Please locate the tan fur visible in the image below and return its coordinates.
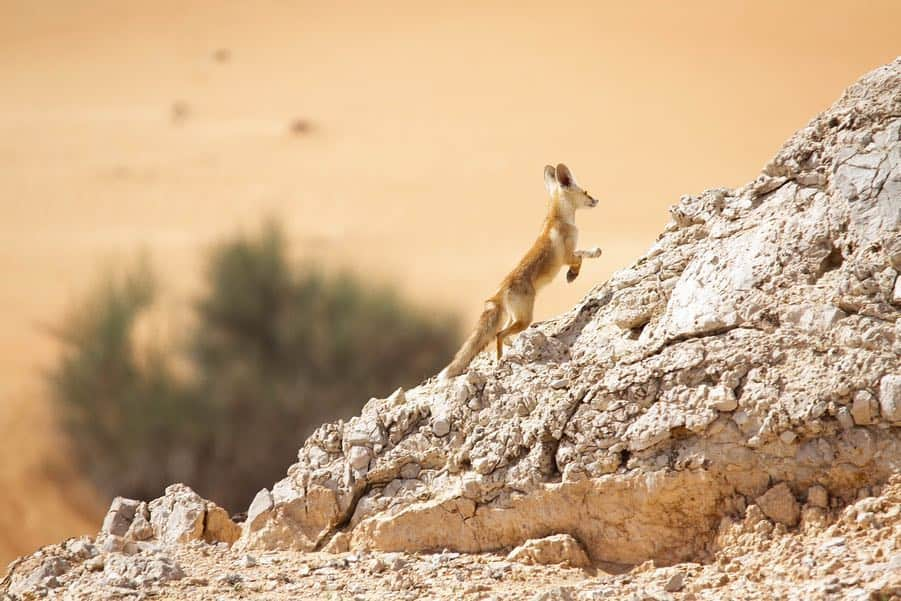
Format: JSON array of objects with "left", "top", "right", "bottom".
[{"left": 441, "top": 163, "right": 602, "bottom": 379}]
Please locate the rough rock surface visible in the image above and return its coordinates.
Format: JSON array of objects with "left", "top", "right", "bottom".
[
  {"left": 3, "top": 58, "right": 900, "bottom": 601},
  {"left": 239, "top": 58, "right": 900, "bottom": 565}
]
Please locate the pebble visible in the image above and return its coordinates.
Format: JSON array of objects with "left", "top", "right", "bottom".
[
  {"left": 399, "top": 462, "right": 421, "bottom": 479},
  {"left": 239, "top": 554, "right": 258, "bottom": 568},
  {"left": 432, "top": 416, "right": 451, "bottom": 437},
  {"left": 779, "top": 430, "right": 797, "bottom": 444},
  {"left": 664, "top": 572, "right": 685, "bottom": 592},
  {"left": 216, "top": 573, "right": 243, "bottom": 586}
]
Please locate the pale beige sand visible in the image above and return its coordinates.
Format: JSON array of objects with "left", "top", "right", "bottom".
[{"left": 0, "top": 0, "right": 897, "bottom": 565}]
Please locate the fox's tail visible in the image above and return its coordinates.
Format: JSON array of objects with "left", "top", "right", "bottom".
[{"left": 440, "top": 299, "right": 504, "bottom": 379}]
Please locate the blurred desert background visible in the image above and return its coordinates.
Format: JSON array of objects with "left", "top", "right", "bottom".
[{"left": 1, "top": 0, "right": 898, "bottom": 566}]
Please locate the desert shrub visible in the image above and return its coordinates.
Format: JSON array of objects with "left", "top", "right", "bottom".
[
  {"left": 46, "top": 260, "right": 197, "bottom": 500},
  {"left": 48, "top": 223, "right": 459, "bottom": 511}
]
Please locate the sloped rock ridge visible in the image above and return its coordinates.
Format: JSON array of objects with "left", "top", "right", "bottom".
[
  {"left": 239, "top": 58, "right": 900, "bottom": 564},
  {"left": 3, "top": 58, "right": 900, "bottom": 601}
]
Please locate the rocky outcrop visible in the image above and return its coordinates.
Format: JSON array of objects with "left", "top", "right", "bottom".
[
  {"left": 3, "top": 57, "right": 899, "bottom": 601},
  {"left": 3, "top": 485, "right": 238, "bottom": 598},
  {"left": 238, "top": 58, "right": 900, "bottom": 565},
  {"left": 97, "top": 484, "right": 239, "bottom": 553}
]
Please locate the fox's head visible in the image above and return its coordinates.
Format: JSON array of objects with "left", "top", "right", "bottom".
[{"left": 544, "top": 163, "right": 599, "bottom": 209}]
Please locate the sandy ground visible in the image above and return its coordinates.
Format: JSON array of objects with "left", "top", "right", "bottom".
[{"left": 1, "top": 0, "right": 899, "bottom": 566}]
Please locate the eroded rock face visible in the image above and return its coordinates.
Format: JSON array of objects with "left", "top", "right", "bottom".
[
  {"left": 238, "top": 58, "right": 901, "bottom": 565},
  {"left": 99, "top": 483, "right": 239, "bottom": 547}
]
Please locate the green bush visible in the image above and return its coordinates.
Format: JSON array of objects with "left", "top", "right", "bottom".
[{"left": 48, "top": 223, "right": 459, "bottom": 511}]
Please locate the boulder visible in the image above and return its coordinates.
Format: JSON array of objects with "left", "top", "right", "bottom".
[
  {"left": 506, "top": 534, "right": 591, "bottom": 568},
  {"left": 756, "top": 483, "right": 801, "bottom": 527},
  {"left": 149, "top": 484, "right": 206, "bottom": 544},
  {"left": 100, "top": 497, "right": 141, "bottom": 537},
  {"left": 97, "top": 484, "right": 239, "bottom": 547}
]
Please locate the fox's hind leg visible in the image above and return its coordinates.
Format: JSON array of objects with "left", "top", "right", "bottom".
[
  {"left": 495, "top": 289, "right": 534, "bottom": 359},
  {"left": 500, "top": 315, "right": 516, "bottom": 346}
]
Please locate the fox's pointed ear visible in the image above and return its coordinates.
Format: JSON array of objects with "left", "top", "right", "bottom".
[
  {"left": 555, "top": 163, "right": 574, "bottom": 188},
  {"left": 544, "top": 165, "right": 558, "bottom": 195}
]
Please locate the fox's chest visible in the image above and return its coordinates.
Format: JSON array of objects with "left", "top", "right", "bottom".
[
  {"left": 548, "top": 225, "right": 577, "bottom": 258},
  {"left": 533, "top": 225, "right": 575, "bottom": 288}
]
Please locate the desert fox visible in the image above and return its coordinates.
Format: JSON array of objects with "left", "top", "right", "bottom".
[{"left": 440, "top": 163, "right": 602, "bottom": 379}]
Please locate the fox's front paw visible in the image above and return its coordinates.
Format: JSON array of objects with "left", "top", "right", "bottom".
[
  {"left": 580, "top": 246, "right": 603, "bottom": 259},
  {"left": 566, "top": 268, "right": 579, "bottom": 283}
]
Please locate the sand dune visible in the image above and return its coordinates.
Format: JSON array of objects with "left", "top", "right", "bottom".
[{"left": 1, "top": 0, "right": 898, "bottom": 565}]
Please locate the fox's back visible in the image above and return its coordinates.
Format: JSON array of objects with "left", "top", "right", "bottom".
[{"left": 499, "top": 219, "right": 571, "bottom": 294}]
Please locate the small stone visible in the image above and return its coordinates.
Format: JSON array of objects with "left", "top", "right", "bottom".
[
  {"left": 85, "top": 556, "right": 105, "bottom": 571},
  {"left": 323, "top": 430, "right": 343, "bottom": 453},
  {"left": 531, "top": 586, "right": 575, "bottom": 601},
  {"left": 399, "top": 462, "right": 421, "bottom": 479},
  {"left": 432, "top": 416, "right": 451, "bottom": 437},
  {"left": 239, "top": 554, "right": 257, "bottom": 568},
  {"left": 246, "top": 488, "right": 274, "bottom": 528},
  {"left": 836, "top": 407, "right": 854, "bottom": 430},
  {"left": 755, "top": 483, "right": 801, "bottom": 527},
  {"left": 347, "top": 445, "right": 372, "bottom": 471},
  {"left": 454, "top": 381, "right": 470, "bottom": 403},
  {"left": 856, "top": 511, "right": 875, "bottom": 526},
  {"left": 126, "top": 511, "right": 154, "bottom": 542},
  {"left": 368, "top": 557, "right": 387, "bottom": 573},
  {"left": 488, "top": 560, "right": 513, "bottom": 573},
  {"left": 779, "top": 430, "right": 797, "bottom": 444},
  {"left": 388, "top": 554, "right": 406, "bottom": 571},
  {"left": 387, "top": 387, "right": 406, "bottom": 406},
  {"left": 472, "top": 454, "right": 498, "bottom": 475},
  {"left": 851, "top": 390, "right": 876, "bottom": 425},
  {"left": 307, "top": 445, "right": 329, "bottom": 468},
  {"left": 807, "top": 485, "right": 829, "bottom": 509},
  {"left": 878, "top": 375, "right": 901, "bottom": 422},
  {"left": 664, "top": 572, "right": 685, "bottom": 592},
  {"left": 892, "top": 274, "right": 901, "bottom": 305},
  {"left": 101, "top": 497, "right": 141, "bottom": 537}
]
